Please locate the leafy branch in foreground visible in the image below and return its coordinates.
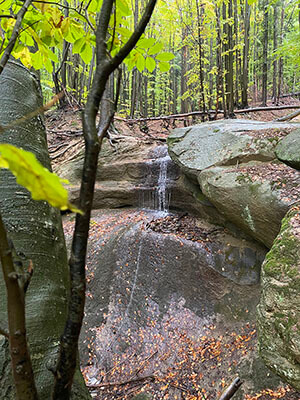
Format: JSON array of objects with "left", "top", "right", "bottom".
[
  {"left": 52, "top": 0, "right": 157, "bottom": 398},
  {"left": 0, "top": 144, "right": 81, "bottom": 214}
]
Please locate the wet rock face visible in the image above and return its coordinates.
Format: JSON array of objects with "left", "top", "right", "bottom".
[
  {"left": 56, "top": 140, "right": 181, "bottom": 210},
  {"left": 168, "top": 119, "right": 300, "bottom": 248},
  {"left": 74, "top": 209, "right": 284, "bottom": 400},
  {"left": 275, "top": 129, "right": 300, "bottom": 170},
  {"left": 257, "top": 205, "right": 300, "bottom": 390}
]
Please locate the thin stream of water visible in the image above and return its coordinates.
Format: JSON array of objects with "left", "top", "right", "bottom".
[{"left": 139, "top": 145, "right": 172, "bottom": 213}]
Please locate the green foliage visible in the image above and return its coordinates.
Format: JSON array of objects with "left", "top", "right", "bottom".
[
  {"left": 0, "top": 144, "right": 82, "bottom": 214},
  {"left": 0, "top": 0, "right": 172, "bottom": 74}
]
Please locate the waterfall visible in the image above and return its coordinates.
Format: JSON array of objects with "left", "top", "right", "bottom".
[{"left": 139, "top": 145, "right": 172, "bottom": 213}]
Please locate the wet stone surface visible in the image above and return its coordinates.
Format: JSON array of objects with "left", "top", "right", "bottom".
[{"left": 63, "top": 209, "right": 294, "bottom": 399}]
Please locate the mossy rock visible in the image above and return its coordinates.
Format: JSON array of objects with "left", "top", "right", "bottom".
[{"left": 257, "top": 204, "right": 300, "bottom": 390}]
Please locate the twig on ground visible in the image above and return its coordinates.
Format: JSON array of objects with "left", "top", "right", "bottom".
[
  {"left": 218, "top": 377, "right": 243, "bottom": 400},
  {"left": 274, "top": 109, "right": 300, "bottom": 122},
  {"left": 87, "top": 375, "right": 156, "bottom": 389}
]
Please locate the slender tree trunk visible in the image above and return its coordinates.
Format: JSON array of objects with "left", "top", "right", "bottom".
[
  {"left": 261, "top": 0, "right": 269, "bottom": 106},
  {"left": 180, "top": 26, "right": 188, "bottom": 114},
  {"left": 272, "top": 3, "right": 278, "bottom": 102},
  {"left": 223, "top": 0, "right": 234, "bottom": 117},
  {"left": 277, "top": 3, "right": 285, "bottom": 104},
  {"left": 209, "top": 36, "right": 214, "bottom": 110},
  {"left": 215, "top": 4, "right": 226, "bottom": 115},
  {"left": 234, "top": 0, "right": 240, "bottom": 107},
  {"left": 130, "top": 0, "right": 139, "bottom": 117},
  {"left": 241, "top": 0, "right": 250, "bottom": 108},
  {"left": 252, "top": 3, "right": 258, "bottom": 103},
  {"left": 195, "top": 0, "right": 206, "bottom": 117}
]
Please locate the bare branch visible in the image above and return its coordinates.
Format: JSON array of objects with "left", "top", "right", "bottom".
[
  {"left": 109, "top": 0, "right": 157, "bottom": 71},
  {"left": 53, "top": 1, "right": 157, "bottom": 399},
  {"left": 0, "top": 92, "right": 63, "bottom": 134},
  {"left": 0, "top": 0, "right": 33, "bottom": 75},
  {"left": 0, "top": 213, "right": 38, "bottom": 398},
  {"left": 218, "top": 377, "right": 243, "bottom": 400}
]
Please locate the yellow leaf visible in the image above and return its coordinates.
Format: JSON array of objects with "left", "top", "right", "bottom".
[{"left": 0, "top": 144, "right": 82, "bottom": 214}]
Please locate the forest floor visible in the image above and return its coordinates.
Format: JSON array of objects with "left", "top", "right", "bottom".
[{"left": 52, "top": 99, "right": 300, "bottom": 400}]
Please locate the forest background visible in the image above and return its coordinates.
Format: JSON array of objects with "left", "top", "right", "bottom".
[{"left": 2, "top": 0, "right": 300, "bottom": 119}]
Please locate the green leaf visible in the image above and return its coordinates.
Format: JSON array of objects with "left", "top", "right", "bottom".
[
  {"left": 31, "top": 51, "right": 44, "bottom": 70},
  {"left": 155, "top": 52, "right": 175, "bottom": 62},
  {"left": 158, "top": 61, "right": 170, "bottom": 72},
  {"left": 80, "top": 42, "right": 93, "bottom": 64},
  {"left": 148, "top": 42, "right": 163, "bottom": 56},
  {"left": 73, "top": 37, "right": 85, "bottom": 53},
  {"left": 47, "top": 48, "right": 58, "bottom": 63},
  {"left": 0, "top": 144, "right": 82, "bottom": 214},
  {"left": 137, "top": 37, "right": 156, "bottom": 50},
  {"left": 145, "top": 56, "right": 156, "bottom": 72},
  {"left": 87, "top": 0, "right": 98, "bottom": 12},
  {"left": 116, "top": 0, "right": 130, "bottom": 16},
  {"left": 136, "top": 54, "right": 145, "bottom": 72}
]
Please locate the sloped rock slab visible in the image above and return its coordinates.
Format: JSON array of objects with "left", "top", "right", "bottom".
[
  {"left": 257, "top": 204, "right": 300, "bottom": 390},
  {"left": 72, "top": 209, "right": 283, "bottom": 400}
]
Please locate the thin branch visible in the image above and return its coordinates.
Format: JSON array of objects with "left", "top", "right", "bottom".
[
  {"left": 52, "top": 2, "right": 157, "bottom": 398},
  {"left": 109, "top": 0, "right": 157, "bottom": 71},
  {"left": 108, "top": 4, "right": 117, "bottom": 53},
  {"left": 0, "top": 213, "right": 38, "bottom": 399},
  {"left": 0, "top": 0, "right": 33, "bottom": 75},
  {"left": 52, "top": 1, "right": 114, "bottom": 398},
  {"left": 218, "top": 377, "right": 243, "bottom": 400},
  {"left": 84, "top": 0, "right": 96, "bottom": 31},
  {"left": 274, "top": 109, "right": 300, "bottom": 122},
  {"left": 0, "top": 92, "right": 63, "bottom": 134},
  {"left": 88, "top": 375, "right": 155, "bottom": 389},
  {"left": 19, "top": 0, "right": 93, "bottom": 27}
]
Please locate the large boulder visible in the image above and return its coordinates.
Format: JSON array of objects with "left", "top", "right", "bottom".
[
  {"left": 167, "top": 119, "right": 300, "bottom": 247},
  {"left": 167, "top": 119, "right": 297, "bottom": 182},
  {"left": 199, "top": 162, "right": 300, "bottom": 248},
  {"left": 275, "top": 129, "right": 300, "bottom": 170},
  {"left": 257, "top": 204, "right": 300, "bottom": 390}
]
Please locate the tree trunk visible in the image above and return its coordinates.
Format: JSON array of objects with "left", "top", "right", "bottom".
[
  {"left": 277, "top": 3, "right": 285, "bottom": 104},
  {"left": 252, "top": 3, "right": 258, "bottom": 103},
  {"left": 241, "top": 0, "right": 250, "bottom": 108},
  {"left": 233, "top": 0, "right": 240, "bottom": 107},
  {"left": 180, "top": 25, "right": 188, "bottom": 114},
  {"left": 261, "top": 0, "right": 269, "bottom": 106},
  {"left": 0, "top": 60, "right": 91, "bottom": 400},
  {"left": 272, "top": 3, "right": 278, "bottom": 102},
  {"left": 195, "top": 0, "right": 206, "bottom": 117},
  {"left": 215, "top": 4, "right": 225, "bottom": 115},
  {"left": 223, "top": 1, "right": 234, "bottom": 117}
]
